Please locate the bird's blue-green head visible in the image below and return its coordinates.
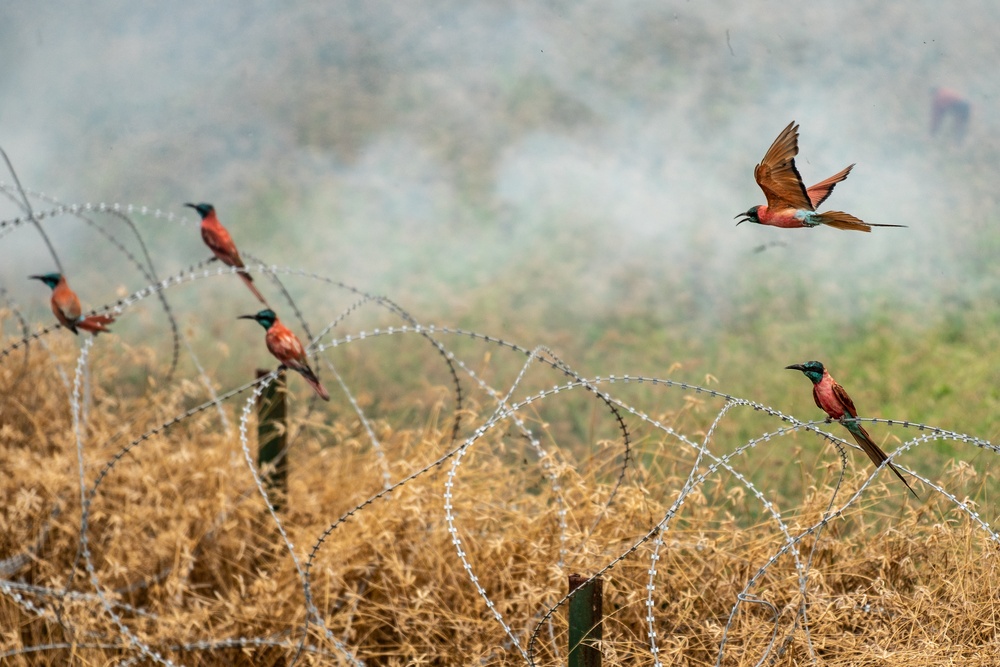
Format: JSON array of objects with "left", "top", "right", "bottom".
[
  {"left": 735, "top": 206, "right": 761, "bottom": 226},
  {"left": 29, "top": 272, "right": 62, "bottom": 290},
  {"left": 785, "top": 360, "right": 826, "bottom": 384},
  {"left": 239, "top": 308, "right": 277, "bottom": 330},
  {"left": 184, "top": 202, "right": 215, "bottom": 219}
]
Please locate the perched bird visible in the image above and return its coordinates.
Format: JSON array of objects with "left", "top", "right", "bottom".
[
  {"left": 786, "top": 360, "right": 918, "bottom": 498},
  {"left": 239, "top": 309, "right": 330, "bottom": 401},
  {"left": 30, "top": 273, "right": 116, "bottom": 335},
  {"left": 185, "top": 202, "right": 266, "bottom": 303},
  {"left": 930, "top": 86, "right": 970, "bottom": 142},
  {"left": 736, "top": 121, "right": 905, "bottom": 233}
]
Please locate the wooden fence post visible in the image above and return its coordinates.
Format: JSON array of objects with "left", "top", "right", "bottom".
[
  {"left": 568, "top": 573, "right": 603, "bottom": 667},
  {"left": 256, "top": 369, "right": 288, "bottom": 509}
]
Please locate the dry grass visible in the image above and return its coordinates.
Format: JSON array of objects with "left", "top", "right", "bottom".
[{"left": 2, "top": 338, "right": 1000, "bottom": 666}]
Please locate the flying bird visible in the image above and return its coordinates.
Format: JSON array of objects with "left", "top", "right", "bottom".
[
  {"left": 30, "top": 273, "right": 116, "bottom": 335},
  {"left": 786, "top": 360, "right": 918, "bottom": 498},
  {"left": 185, "top": 202, "right": 267, "bottom": 303},
  {"left": 239, "top": 309, "right": 330, "bottom": 401},
  {"left": 736, "top": 122, "right": 905, "bottom": 232}
]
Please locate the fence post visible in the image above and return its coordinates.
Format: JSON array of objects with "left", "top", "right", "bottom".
[
  {"left": 256, "top": 369, "right": 288, "bottom": 510},
  {"left": 568, "top": 573, "right": 603, "bottom": 667}
]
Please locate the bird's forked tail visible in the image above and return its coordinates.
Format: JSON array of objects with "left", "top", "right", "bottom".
[
  {"left": 843, "top": 420, "right": 919, "bottom": 499},
  {"left": 289, "top": 364, "right": 330, "bottom": 401},
  {"left": 75, "top": 313, "right": 116, "bottom": 335},
  {"left": 816, "top": 211, "right": 907, "bottom": 232},
  {"left": 238, "top": 270, "right": 268, "bottom": 305}
]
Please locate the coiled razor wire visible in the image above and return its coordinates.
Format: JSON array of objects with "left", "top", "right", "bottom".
[{"left": 1, "top": 202, "right": 999, "bottom": 664}]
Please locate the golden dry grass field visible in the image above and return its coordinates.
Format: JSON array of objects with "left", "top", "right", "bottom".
[{"left": 2, "top": 315, "right": 999, "bottom": 666}]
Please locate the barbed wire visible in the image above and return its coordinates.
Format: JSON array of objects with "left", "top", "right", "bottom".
[{"left": 2, "top": 194, "right": 998, "bottom": 665}]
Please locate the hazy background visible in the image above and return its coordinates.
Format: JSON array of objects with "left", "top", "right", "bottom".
[{"left": 2, "top": 1, "right": 999, "bottom": 424}]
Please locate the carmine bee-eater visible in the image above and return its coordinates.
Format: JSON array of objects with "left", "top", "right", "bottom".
[
  {"left": 736, "top": 121, "right": 906, "bottom": 233},
  {"left": 30, "top": 273, "right": 116, "bottom": 335},
  {"left": 185, "top": 202, "right": 266, "bottom": 304},
  {"left": 786, "top": 361, "right": 918, "bottom": 499},
  {"left": 239, "top": 309, "right": 330, "bottom": 401}
]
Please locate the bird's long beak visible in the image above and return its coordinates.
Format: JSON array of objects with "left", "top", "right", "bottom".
[
  {"left": 785, "top": 364, "right": 807, "bottom": 372},
  {"left": 183, "top": 202, "right": 197, "bottom": 209},
  {"left": 237, "top": 314, "right": 258, "bottom": 321},
  {"left": 28, "top": 274, "right": 44, "bottom": 281},
  {"left": 735, "top": 212, "right": 748, "bottom": 226}
]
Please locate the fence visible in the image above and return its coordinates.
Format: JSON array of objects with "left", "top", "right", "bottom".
[{"left": 2, "top": 183, "right": 1000, "bottom": 666}]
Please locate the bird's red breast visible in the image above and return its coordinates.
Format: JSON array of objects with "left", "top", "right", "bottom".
[
  {"left": 756, "top": 207, "right": 808, "bottom": 228},
  {"left": 811, "top": 371, "right": 858, "bottom": 420},
  {"left": 51, "top": 276, "right": 82, "bottom": 324}
]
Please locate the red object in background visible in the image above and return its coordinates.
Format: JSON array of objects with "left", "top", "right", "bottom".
[{"left": 930, "top": 87, "right": 970, "bottom": 141}]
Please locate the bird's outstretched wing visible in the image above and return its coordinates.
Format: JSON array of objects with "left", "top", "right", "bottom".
[
  {"left": 807, "top": 164, "right": 854, "bottom": 208},
  {"left": 754, "top": 121, "right": 813, "bottom": 211}
]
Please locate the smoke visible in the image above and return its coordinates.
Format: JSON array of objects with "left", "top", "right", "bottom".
[{"left": 1, "top": 0, "right": 999, "bottom": 334}]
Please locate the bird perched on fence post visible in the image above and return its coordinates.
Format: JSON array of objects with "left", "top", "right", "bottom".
[
  {"left": 736, "top": 121, "right": 906, "bottom": 233},
  {"left": 785, "top": 360, "right": 918, "bottom": 498},
  {"left": 185, "top": 202, "right": 267, "bottom": 303},
  {"left": 239, "top": 309, "right": 330, "bottom": 401},
  {"left": 29, "top": 273, "right": 116, "bottom": 335}
]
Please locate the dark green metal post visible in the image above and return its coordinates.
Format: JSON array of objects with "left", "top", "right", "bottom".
[
  {"left": 568, "top": 573, "right": 602, "bottom": 667},
  {"left": 256, "top": 369, "right": 287, "bottom": 509}
]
